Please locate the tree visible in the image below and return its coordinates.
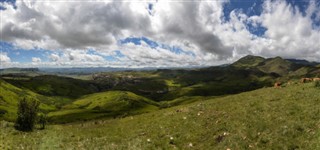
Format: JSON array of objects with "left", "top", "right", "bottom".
[
  {"left": 38, "top": 113, "right": 47, "bottom": 130},
  {"left": 14, "top": 98, "right": 40, "bottom": 132}
]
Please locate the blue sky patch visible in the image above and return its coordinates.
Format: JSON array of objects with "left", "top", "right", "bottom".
[
  {"left": 147, "top": 3, "right": 153, "bottom": 15},
  {"left": 0, "top": 0, "right": 17, "bottom": 10},
  {"left": 223, "top": 0, "right": 264, "bottom": 22},
  {"left": 223, "top": 0, "right": 265, "bottom": 36},
  {"left": 0, "top": 41, "right": 50, "bottom": 62},
  {"left": 102, "top": 51, "right": 125, "bottom": 62}
]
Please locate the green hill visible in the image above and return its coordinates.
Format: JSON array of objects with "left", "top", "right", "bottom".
[
  {"left": 1, "top": 82, "right": 320, "bottom": 149},
  {"left": 308, "top": 67, "right": 320, "bottom": 77},
  {"left": 288, "top": 66, "right": 320, "bottom": 78},
  {"left": 257, "top": 57, "right": 299, "bottom": 76},
  {"left": 0, "top": 80, "right": 56, "bottom": 121},
  {"left": 48, "top": 91, "right": 159, "bottom": 123},
  {"left": 231, "top": 56, "right": 317, "bottom": 77},
  {"left": 4, "top": 75, "right": 104, "bottom": 98},
  {"left": 231, "top": 55, "right": 265, "bottom": 68}
]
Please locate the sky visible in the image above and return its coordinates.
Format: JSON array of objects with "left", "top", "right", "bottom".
[{"left": 0, "top": 0, "right": 320, "bottom": 68}]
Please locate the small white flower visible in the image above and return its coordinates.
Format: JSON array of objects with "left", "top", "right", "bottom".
[
  {"left": 189, "top": 143, "right": 193, "bottom": 147},
  {"left": 183, "top": 117, "right": 187, "bottom": 120},
  {"left": 223, "top": 132, "right": 228, "bottom": 136},
  {"left": 147, "top": 139, "right": 151, "bottom": 142},
  {"left": 170, "top": 137, "right": 174, "bottom": 140}
]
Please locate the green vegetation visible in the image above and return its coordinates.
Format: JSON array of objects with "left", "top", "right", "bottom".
[
  {"left": 4, "top": 75, "right": 103, "bottom": 98},
  {"left": 1, "top": 55, "right": 320, "bottom": 149},
  {"left": 48, "top": 91, "right": 159, "bottom": 123},
  {"left": 38, "top": 113, "right": 47, "bottom": 130},
  {"left": 315, "top": 81, "right": 320, "bottom": 88},
  {"left": 231, "top": 55, "right": 265, "bottom": 68},
  {"left": 1, "top": 83, "right": 320, "bottom": 149},
  {"left": 0, "top": 80, "right": 55, "bottom": 121},
  {"left": 257, "top": 57, "right": 296, "bottom": 76},
  {"left": 14, "top": 98, "right": 40, "bottom": 132}
]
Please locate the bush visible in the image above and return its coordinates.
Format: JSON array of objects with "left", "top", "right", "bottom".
[
  {"left": 315, "top": 81, "right": 320, "bottom": 88},
  {"left": 0, "top": 109, "right": 7, "bottom": 115},
  {"left": 14, "top": 98, "right": 40, "bottom": 132},
  {"left": 38, "top": 113, "right": 47, "bottom": 130}
]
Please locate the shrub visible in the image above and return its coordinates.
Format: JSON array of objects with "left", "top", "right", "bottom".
[
  {"left": 315, "top": 81, "right": 320, "bottom": 88},
  {"left": 38, "top": 113, "right": 47, "bottom": 130},
  {"left": 0, "top": 109, "right": 7, "bottom": 115},
  {"left": 14, "top": 98, "right": 40, "bottom": 132}
]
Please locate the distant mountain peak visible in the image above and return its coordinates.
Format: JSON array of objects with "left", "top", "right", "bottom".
[
  {"left": 231, "top": 55, "right": 265, "bottom": 68},
  {"left": 274, "top": 56, "right": 283, "bottom": 59},
  {"left": 286, "top": 58, "right": 319, "bottom": 66},
  {"left": 231, "top": 55, "right": 311, "bottom": 76}
]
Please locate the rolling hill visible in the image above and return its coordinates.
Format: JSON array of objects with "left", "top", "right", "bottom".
[
  {"left": 48, "top": 91, "right": 159, "bottom": 123},
  {"left": 232, "top": 55, "right": 320, "bottom": 78},
  {"left": 3, "top": 56, "right": 318, "bottom": 105},
  {"left": 231, "top": 55, "right": 265, "bottom": 68},
  {"left": 257, "top": 57, "right": 300, "bottom": 76},
  {"left": 0, "top": 80, "right": 56, "bottom": 121},
  {"left": 3, "top": 75, "right": 106, "bottom": 98},
  {"left": 1, "top": 55, "right": 320, "bottom": 149},
  {"left": 1, "top": 81, "right": 319, "bottom": 149}
]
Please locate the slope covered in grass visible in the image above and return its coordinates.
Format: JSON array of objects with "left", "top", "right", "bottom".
[
  {"left": 231, "top": 55, "right": 265, "bottom": 68},
  {"left": 0, "top": 80, "right": 56, "bottom": 121},
  {"left": 4, "top": 75, "right": 103, "bottom": 98},
  {"left": 257, "top": 57, "right": 295, "bottom": 76},
  {"left": 48, "top": 91, "right": 159, "bottom": 123},
  {"left": 231, "top": 56, "right": 320, "bottom": 78},
  {"left": 1, "top": 82, "right": 319, "bottom": 149}
]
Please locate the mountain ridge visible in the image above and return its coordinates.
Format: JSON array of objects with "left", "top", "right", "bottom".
[{"left": 232, "top": 55, "right": 320, "bottom": 77}]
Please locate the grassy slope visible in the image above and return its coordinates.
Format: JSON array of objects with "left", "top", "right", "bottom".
[
  {"left": 0, "top": 80, "right": 56, "bottom": 121},
  {"left": 1, "top": 82, "right": 319, "bottom": 149},
  {"left": 257, "top": 57, "right": 297, "bottom": 76},
  {"left": 158, "top": 67, "right": 273, "bottom": 101},
  {"left": 231, "top": 55, "right": 265, "bottom": 68},
  {"left": 4, "top": 75, "right": 101, "bottom": 98},
  {"left": 48, "top": 91, "right": 159, "bottom": 123},
  {"left": 3, "top": 65, "right": 276, "bottom": 103}
]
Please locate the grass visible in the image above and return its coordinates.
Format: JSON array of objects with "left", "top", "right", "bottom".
[
  {"left": 0, "top": 80, "right": 56, "bottom": 121},
  {"left": 3, "top": 67, "right": 276, "bottom": 103},
  {"left": 315, "top": 81, "right": 320, "bottom": 88},
  {"left": 257, "top": 57, "right": 294, "bottom": 76},
  {"left": 1, "top": 82, "right": 320, "bottom": 149},
  {"left": 48, "top": 91, "right": 159, "bottom": 123},
  {"left": 159, "top": 96, "right": 215, "bottom": 108},
  {"left": 231, "top": 55, "right": 265, "bottom": 68},
  {"left": 4, "top": 75, "right": 101, "bottom": 98}
]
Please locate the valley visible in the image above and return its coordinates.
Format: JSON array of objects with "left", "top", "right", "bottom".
[{"left": 0, "top": 55, "right": 320, "bottom": 149}]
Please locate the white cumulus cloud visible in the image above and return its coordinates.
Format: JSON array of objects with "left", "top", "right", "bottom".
[
  {"left": 32, "top": 57, "right": 41, "bottom": 63},
  {"left": 0, "top": 0, "right": 320, "bottom": 68},
  {"left": 0, "top": 53, "right": 11, "bottom": 63}
]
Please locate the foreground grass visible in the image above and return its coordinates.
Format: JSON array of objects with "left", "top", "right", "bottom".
[{"left": 1, "top": 83, "right": 320, "bottom": 149}]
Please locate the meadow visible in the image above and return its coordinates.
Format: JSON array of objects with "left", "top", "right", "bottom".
[
  {"left": 1, "top": 82, "right": 320, "bottom": 149},
  {"left": 1, "top": 56, "right": 319, "bottom": 149}
]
